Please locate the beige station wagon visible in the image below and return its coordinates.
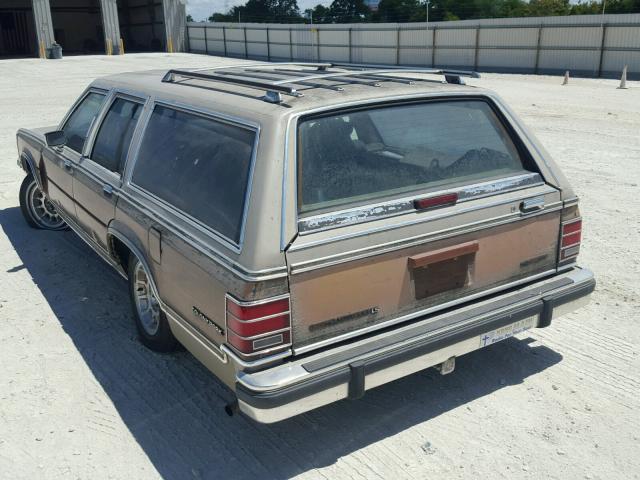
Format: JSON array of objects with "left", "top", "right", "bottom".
[{"left": 16, "top": 62, "right": 595, "bottom": 423}]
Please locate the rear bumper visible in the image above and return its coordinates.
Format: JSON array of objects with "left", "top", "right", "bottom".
[{"left": 235, "top": 266, "right": 595, "bottom": 423}]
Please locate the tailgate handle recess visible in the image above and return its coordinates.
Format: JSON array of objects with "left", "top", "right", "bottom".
[
  {"left": 408, "top": 240, "right": 479, "bottom": 269},
  {"left": 520, "top": 197, "right": 545, "bottom": 215}
]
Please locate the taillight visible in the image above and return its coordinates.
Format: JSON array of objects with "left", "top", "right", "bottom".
[
  {"left": 560, "top": 218, "right": 582, "bottom": 261},
  {"left": 225, "top": 294, "right": 291, "bottom": 356}
]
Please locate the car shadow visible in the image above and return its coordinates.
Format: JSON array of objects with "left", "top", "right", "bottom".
[{"left": 0, "top": 206, "right": 563, "bottom": 480}]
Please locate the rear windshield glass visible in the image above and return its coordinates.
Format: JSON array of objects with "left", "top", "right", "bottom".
[
  {"left": 298, "top": 99, "right": 530, "bottom": 214},
  {"left": 131, "top": 106, "right": 255, "bottom": 244}
]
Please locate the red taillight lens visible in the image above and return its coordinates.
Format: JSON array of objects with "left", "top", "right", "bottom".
[
  {"left": 560, "top": 219, "right": 582, "bottom": 261},
  {"left": 225, "top": 295, "right": 291, "bottom": 356},
  {"left": 414, "top": 192, "right": 458, "bottom": 211},
  {"left": 226, "top": 298, "right": 289, "bottom": 321}
]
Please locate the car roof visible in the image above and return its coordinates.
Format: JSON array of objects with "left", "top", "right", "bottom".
[{"left": 92, "top": 63, "right": 487, "bottom": 125}]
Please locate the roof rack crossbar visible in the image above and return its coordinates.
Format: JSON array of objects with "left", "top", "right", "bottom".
[
  {"left": 161, "top": 64, "right": 480, "bottom": 104},
  {"left": 271, "top": 67, "right": 480, "bottom": 87},
  {"left": 162, "top": 69, "right": 299, "bottom": 102},
  {"left": 215, "top": 70, "right": 344, "bottom": 92},
  {"left": 190, "top": 62, "right": 332, "bottom": 73},
  {"left": 268, "top": 68, "right": 383, "bottom": 87}
]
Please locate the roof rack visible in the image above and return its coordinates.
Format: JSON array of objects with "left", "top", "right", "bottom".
[{"left": 161, "top": 63, "right": 480, "bottom": 104}]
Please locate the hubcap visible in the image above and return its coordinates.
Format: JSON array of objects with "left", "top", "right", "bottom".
[
  {"left": 133, "top": 263, "right": 161, "bottom": 336},
  {"left": 27, "top": 181, "right": 65, "bottom": 229}
]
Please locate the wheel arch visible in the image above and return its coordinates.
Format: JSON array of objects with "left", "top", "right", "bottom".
[
  {"left": 106, "top": 224, "right": 161, "bottom": 300},
  {"left": 20, "top": 151, "right": 44, "bottom": 190}
]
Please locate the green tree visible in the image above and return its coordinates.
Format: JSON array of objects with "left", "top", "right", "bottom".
[
  {"left": 527, "top": 0, "right": 571, "bottom": 16},
  {"left": 329, "top": 0, "right": 371, "bottom": 23},
  {"left": 304, "top": 4, "right": 332, "bottom": 23},
  {"left": 376, "top": 0, "right": 422, "bottom": 22}
]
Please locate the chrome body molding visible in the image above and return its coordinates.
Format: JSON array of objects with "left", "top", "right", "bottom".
[
  {"left": 235, "top": 267, "right": 595, "bottom": 423},
  {"left": 289, "top": 187, "right": 560, "bottom": 255},
  {"left": 57, "top": 209, "right": 128, "bottom": 279},
  {"left": 116, "top": 191, "right": 288, "bottom": 282},
  {"left": 298, "top": 172, "right": 543, "bottom": 233},
  {"left": 293, "top": 268, "right": 556, "bottom": 355},
  {"left": 19, "top": 150, "right": 41, "bottom": 188},
  {"left": 563, "top": 196, "right": 580, "bottom": 208},
  {"left": 164, "top": 305, "right": 228, "bottom": 364},
  {"left": 289, "top": 200, "right": 563, "bottom": 274},
  {"left": 221, "top": 344, "right": 294, "bottom": 371},
  {"left": 108, "top": 226, "right": 230, "bottom": 362}
]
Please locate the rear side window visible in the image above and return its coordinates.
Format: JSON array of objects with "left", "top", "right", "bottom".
[
  {"left": 131, "top": 106, "right": 255, "bottom": 244},
  {"left": 62, "top": 92, "right": 106, "bottom": 153},
  {"left": 298, "top": 99, "right": 529, "bottom": 214},
  {"left": 91, "top": 98, "right": 143, "bottom": 174}
]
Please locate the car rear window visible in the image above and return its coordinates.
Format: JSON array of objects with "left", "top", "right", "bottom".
[
  {"left": 130, "top": 106, "right": 255, "bottom": 245},
  {"left": 298, "top": 99, "right": 530, "bottom": 214}
]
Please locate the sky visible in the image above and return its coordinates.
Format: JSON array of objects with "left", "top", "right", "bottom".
[{"left": 186, "top": 0, "right": 332, "bottom": 20}]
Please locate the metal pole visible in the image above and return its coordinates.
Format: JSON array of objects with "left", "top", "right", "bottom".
[
  {"left": 534, "top": 24, "right": 542, "bottom": 74},
  {"left": 598, "top": 0, "right": 607, "bottom": 77},
  {"left": 348, "top": 27, "right": 352, "bottom": 63},
  {"left": 473, "top": 26, "right": 479, "bottom": 70},
  {"left": 204, "top": 24, "right": 208, "bottom": 55},
  {"left": 289, "top": 27, "right": 293, "bottom": 61},
  {"left": 598, "top": 25, "right": 607, "bottom": 77},
  {"left": 431, "top": 26, "right": 436, "bottom": 67},
  {"left": 266, "top": 27, "right": 270, "bottom": 61},
  {"left": 311, "top": 27, "right": 315, "bottom": 61},
  {"left": 396, "top": 26, "right": 401, "bottom": 65},
  {"left": 222, "top": 26, "right": 227, "bottom": 56},
  {"left": 425, "top": 0, "right": 430, "bottom": 66},
  {"left": 243, "top": 27, "right": 247, "bottom": 58}
]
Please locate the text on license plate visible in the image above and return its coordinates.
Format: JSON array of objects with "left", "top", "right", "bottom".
[{"left": 479, "top": 316, "right": 537, "bottom": 348}]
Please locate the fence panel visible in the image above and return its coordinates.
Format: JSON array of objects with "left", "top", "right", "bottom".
[{"left": 187, "top": 14, "right": 640, "bottom": 78}]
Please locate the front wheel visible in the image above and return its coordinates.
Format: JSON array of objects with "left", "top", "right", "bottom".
[
  {"left": 128, "top": 255, "right": 179, "bottom": 353},
  {"left": 19, "top": 175, "right": 67, "bottom": 230}
]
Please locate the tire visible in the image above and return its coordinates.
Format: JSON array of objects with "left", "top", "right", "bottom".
[
  {"left": 19, "top": 175, "right": 67, "bottom": 231},
  {"left": 128, "top": 255, "right": 179, "bottom": 353}
]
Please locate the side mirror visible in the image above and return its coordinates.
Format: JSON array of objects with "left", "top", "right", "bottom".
[{"left": 45, "top": 130, "right": 67, "bottom": 148}]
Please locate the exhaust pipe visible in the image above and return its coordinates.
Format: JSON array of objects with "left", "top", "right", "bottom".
[{"left": 224, "top": 399, "right": 239, "bottom": 417}]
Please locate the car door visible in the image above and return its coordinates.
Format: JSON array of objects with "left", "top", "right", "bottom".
[
  {"left": 72, "top": 93, "right": 146, "bottom": 252},
  {"left": 43, "top": 89, "right": 107, "bottom": 220}
]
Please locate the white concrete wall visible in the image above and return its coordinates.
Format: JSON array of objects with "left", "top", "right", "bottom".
[{"left": 187, "top": 13, "right": 640, "bottom": 78}]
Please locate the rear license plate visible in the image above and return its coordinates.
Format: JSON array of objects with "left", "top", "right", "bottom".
[{"left": 479, "top": 316, "right": 537, "bottom": 348}]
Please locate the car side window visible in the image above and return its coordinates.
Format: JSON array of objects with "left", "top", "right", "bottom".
[
  {"left": 62, "top": 92, "right": 106, "bottom": 153},
  {"left": 90, "top": 98, "right": 143, "bottom": 174},
  {"left": 131, "top": 105, "right": 255, "bottom": 245}
]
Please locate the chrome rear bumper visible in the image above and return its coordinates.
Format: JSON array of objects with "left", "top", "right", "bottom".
[{"left": 235, "top": 266, "right": 595, "bottom": 423}]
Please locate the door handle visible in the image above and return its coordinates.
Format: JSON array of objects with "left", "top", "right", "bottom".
[
  {"left": 63, "top": 160, "right": 73, "bottom": 172},
  {"left": 103, "top": 184, "right": 114, "bottom": 197},
  {"left": 520, "top": 197, "right": 545, "bottom": 215}
]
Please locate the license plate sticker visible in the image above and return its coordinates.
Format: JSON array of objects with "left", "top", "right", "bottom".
[{"left": 479, "top": 316, "right": 537, "bottom": 348}]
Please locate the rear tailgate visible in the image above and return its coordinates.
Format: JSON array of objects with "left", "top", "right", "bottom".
[
  {"left": 286, "top": 180, "right": 561, "bottom": 351},
  {"left": 285, "top": 97, "right": 562, "bottom": 353}
]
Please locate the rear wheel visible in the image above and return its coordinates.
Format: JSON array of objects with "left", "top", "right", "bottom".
[
  {"left": 19, "top": 175, "right": 66, "bottom": 230},
  {"left": 128, "top": 255, "right": 178, "bottom": 352}
]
